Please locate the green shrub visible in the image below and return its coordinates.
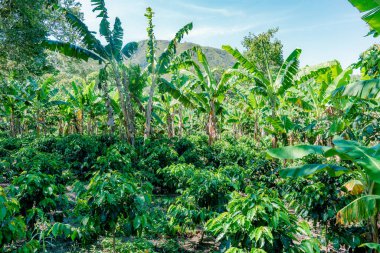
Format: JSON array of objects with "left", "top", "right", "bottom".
[
  {"left": 76, "top": 171, "right": 152, "bottom": 247},
  {"left": 54, "top": 135, "right": 101, "bottom": 179},
  {"left": 206, "top": 188, "right": 313, "bottom": 252},
  {"left": 10, "top": 170, "right": 68, "bottom": 218},
  {"left": 93, "top": 143, "right": 136, "bottom": 173},
  {"left": 0, "top": 186, "right": 39, "bottom": 252}
]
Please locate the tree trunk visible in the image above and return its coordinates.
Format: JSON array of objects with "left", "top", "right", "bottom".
[
  {"left": 102, "top": 82, "right": 115, "bottom": 134},
  {"left": 113, "top": 68, "right": 130, "bottom": 141},
  {"left": 254, "top": 113, "right": 259, "bottom": 141},
  {"left": 167, "top": 110, "right": 174, "bottom": 138},
  {"left": 271, "top": 97, "right": 278, "bottom": 148},
  {"left": 144, "top": 74, "right": 156, "bottom": 140},
  {"left": 10, "top": 110, "right": 15, "bottom": 137},
  {"left": 207, "top": 101, "right": 217, "bottom": 145},
  {"left": 122, "top": 69, "right": 136, "bottom": 146},
  {"left": 178, "top": 106, "right": 184, "bottom": 138}
]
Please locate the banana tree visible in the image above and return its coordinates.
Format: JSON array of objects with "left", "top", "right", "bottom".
[
  {"left": 223, "top": 45, "right": 301, "bottom": 147},
  {"left": 143, "top": 7, "right": 193, "bottom": 140},
  {"left": 44, "top": 1, "right": 138, "bottom": 142},
  {"left": 25, "top": 78, "right": 66, "bottom": 136},
  {"left": 62, "top": 81, "right": 103, "bottom": 135},
  {"left": 292, "top": 61, "right": 353, "bottom": 144},
  {"left": 168, "top": 47, "right": 241, "bottom": 145},
  {"left": 0, "top": 80, "right": 29, "bottom": 136},
  {"left": 267, "top": 138, "right": 380, "bottom": 249}
]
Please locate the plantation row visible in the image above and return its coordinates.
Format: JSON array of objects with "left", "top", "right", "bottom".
[{"left": 1, "top": 134, "right": 374, "bottom": 252}]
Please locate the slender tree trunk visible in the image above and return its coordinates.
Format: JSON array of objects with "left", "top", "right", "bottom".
[
  {"left": 113, "top": 68, "right": 130, "bottom": 141},
  {"left": 102, "top": 82, "right": 115, "bottom": 134},
  {"left": 178, "top": 106, "right": 184, "bottom": 138},
  {"left": 122, "top": 69, "right": 136, "bottom": 146},
  {"left": 10, "top": 110, "right": 15, "bottom": 137},
  {"left": 207, "top": 101, "right": 217, "bottom": 145},
  {"left": 87, "top": 116, "right": 92, "bottom": 135},
  {"left": 167, "top": 110, "right": 174, "bottom": 138},
  {"left": 270, "top": 97, "right": 278, "bottom": 148},
  {"left": 144, "top": 74, "right": 156, "bottom": 140},
  {"left": 254, "top": 113, "right": 259, "bottom": 141}
]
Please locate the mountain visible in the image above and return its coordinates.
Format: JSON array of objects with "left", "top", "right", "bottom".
[{"left": 128, "top": 40, "right": 236, "bottom": 69}]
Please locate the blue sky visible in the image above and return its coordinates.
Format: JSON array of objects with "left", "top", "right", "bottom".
[{"left": 80, "top": 0, "right": 378, "bottom": 68}]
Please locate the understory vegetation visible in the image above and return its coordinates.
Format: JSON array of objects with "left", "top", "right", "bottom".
[{"left": 0, "top": 0, "right": 379, "bottom": 252}]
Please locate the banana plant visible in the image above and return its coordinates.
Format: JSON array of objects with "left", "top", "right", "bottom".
[
  {"left": 223, "top": 45, "right": 301, "bottom": 147},
  {"left": 25, "top": 78, "right": 66, "bottom": 136},
  {"left": 63, "top": 81, "right": 103, "bottom": 135},
  {"left": 0, "top": 80, "right": 29, "bottom": 136},
  {"left": 143, "top": 7, "right": 193, "bottom": 140},
  {"left": 43, "top": 0, "right": 138, "bottom": 142},
  {"left": 168, "top": 47, "right": 241, "bottom": 144},
  {"left": 267, "top": 138, "right": 380, "bottom": 247}
]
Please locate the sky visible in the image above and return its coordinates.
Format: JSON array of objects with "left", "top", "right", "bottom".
[{"left": 80, "top": 0, "right": 379, "bottom": 68}]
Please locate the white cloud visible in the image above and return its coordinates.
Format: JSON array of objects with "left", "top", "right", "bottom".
[{"left": 176, "top": 3, "right": 246, "bottom": 17}]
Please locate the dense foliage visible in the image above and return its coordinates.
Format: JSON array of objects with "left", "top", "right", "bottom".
[{"left": 0, "top": 0, "right": 379, "bottom": 252}]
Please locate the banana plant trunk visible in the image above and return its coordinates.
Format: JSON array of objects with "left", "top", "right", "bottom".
[
  {"left": 144, "top": 74, "right": 156, "bottom": 140},
  {"left": 178, "top": 106, "right": 184, "bottom": 138},
  {"left": 167, "top": 109, "right": 175, "bottom": 138},
  {"left": 254, "top": 112, "right": 259, "bottom": 141},
  {"left": 270, "top": 97, "right": 278, "bottom": 148},
  {"left": 113, "top": 68, "right": 130, "bottom": 141},
  {"left": 207, "top": 101, "right": 217, "bottom": 145},
  {"left": 102, "top": 82, "right": 115, "bottom": 134},
  {"left": 10, "top": 109, "right": 16, "bottom": 137},
  {"left": 122, "top": 69, "right": 136, "bottom": 146}
]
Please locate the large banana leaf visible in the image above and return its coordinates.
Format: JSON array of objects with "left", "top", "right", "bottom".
[
  {"left": 333, "top": 138, "right": 380, "bottom": 184},
  {"left": 279, "top": 164, "right": 349, "bottom": 178},
  {"left": 63, "top": 10, "right": 104, "bottom": 55},
  {"left": 349, "top": 0, "right": 380, "bottom": 34},
  {"left": 43, "top": 41, "right": 104, "bottom": 63},
  {"left": 91, "top": 0, "right": 108, "bottom": 18},
  {"left": 267, "top": 145, "right": 332, "bottom": 159},
  {"left": 222, "top": 45, "right": 268, "bottom": 83},
  {"left": 157, "top": 22, "right": 193, "bottom": 74},
  {"left": 122, "top": 42, "right": 138, "bottom": 58},
  {"left": 340, "top": 79, "right": 380, "bottom": 99},
  {"left": 158, "top": 78, "right": 194, "bottom": 108},
  {"left": 336, "top": 195, "right": 380, "bottom": 225},
  {"left": 297, "top": 60, "right": 342, "bottom": 85},
  {"left": 274, "top": 49, "right": 302, "bottom": 95}
]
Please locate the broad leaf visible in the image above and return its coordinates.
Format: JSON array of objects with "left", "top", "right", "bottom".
[
  {"left": 279, "top": 164, "right": 348, "bottom": 178},
  {"left": 267, "top": 145, "right": 331, "bottom": 159},
  {"left": 336, "top": 195, "right": 380, "bottom": 225}
]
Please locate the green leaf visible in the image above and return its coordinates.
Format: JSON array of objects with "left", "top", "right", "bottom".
[
  {"left": 279, "top": 164, "right": 349, "bottom": 178},
  {"left": 267, "top": 145, "right": 331, "bottom": 160},
  {"left": 133, "top": 216, "right": 141, "bottom": 229},
  {"left": 340, "top": 79, "right": 380, "bottom": 99},
  {"left": 359, "top": 243, "right": 380, "bottom": 251},
  {"left": 337, "top": 195, "right": 380, "bottom": 224},
  {"left": 0, "top": 206, "right": 6, "bottom": 221},
  {"left": 348, "top": 0, "right": 380, "bottom": 35},
  {"left": 274, "top": 48, "right": 302, "bottom": 95}
]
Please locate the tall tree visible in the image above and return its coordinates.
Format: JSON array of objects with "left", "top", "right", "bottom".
[
  {"left": 0, "top": 0, "right": 55, "bottom": 78},
  {"left": 242, "top": 28, "right": 284, "bottom": 77}
]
